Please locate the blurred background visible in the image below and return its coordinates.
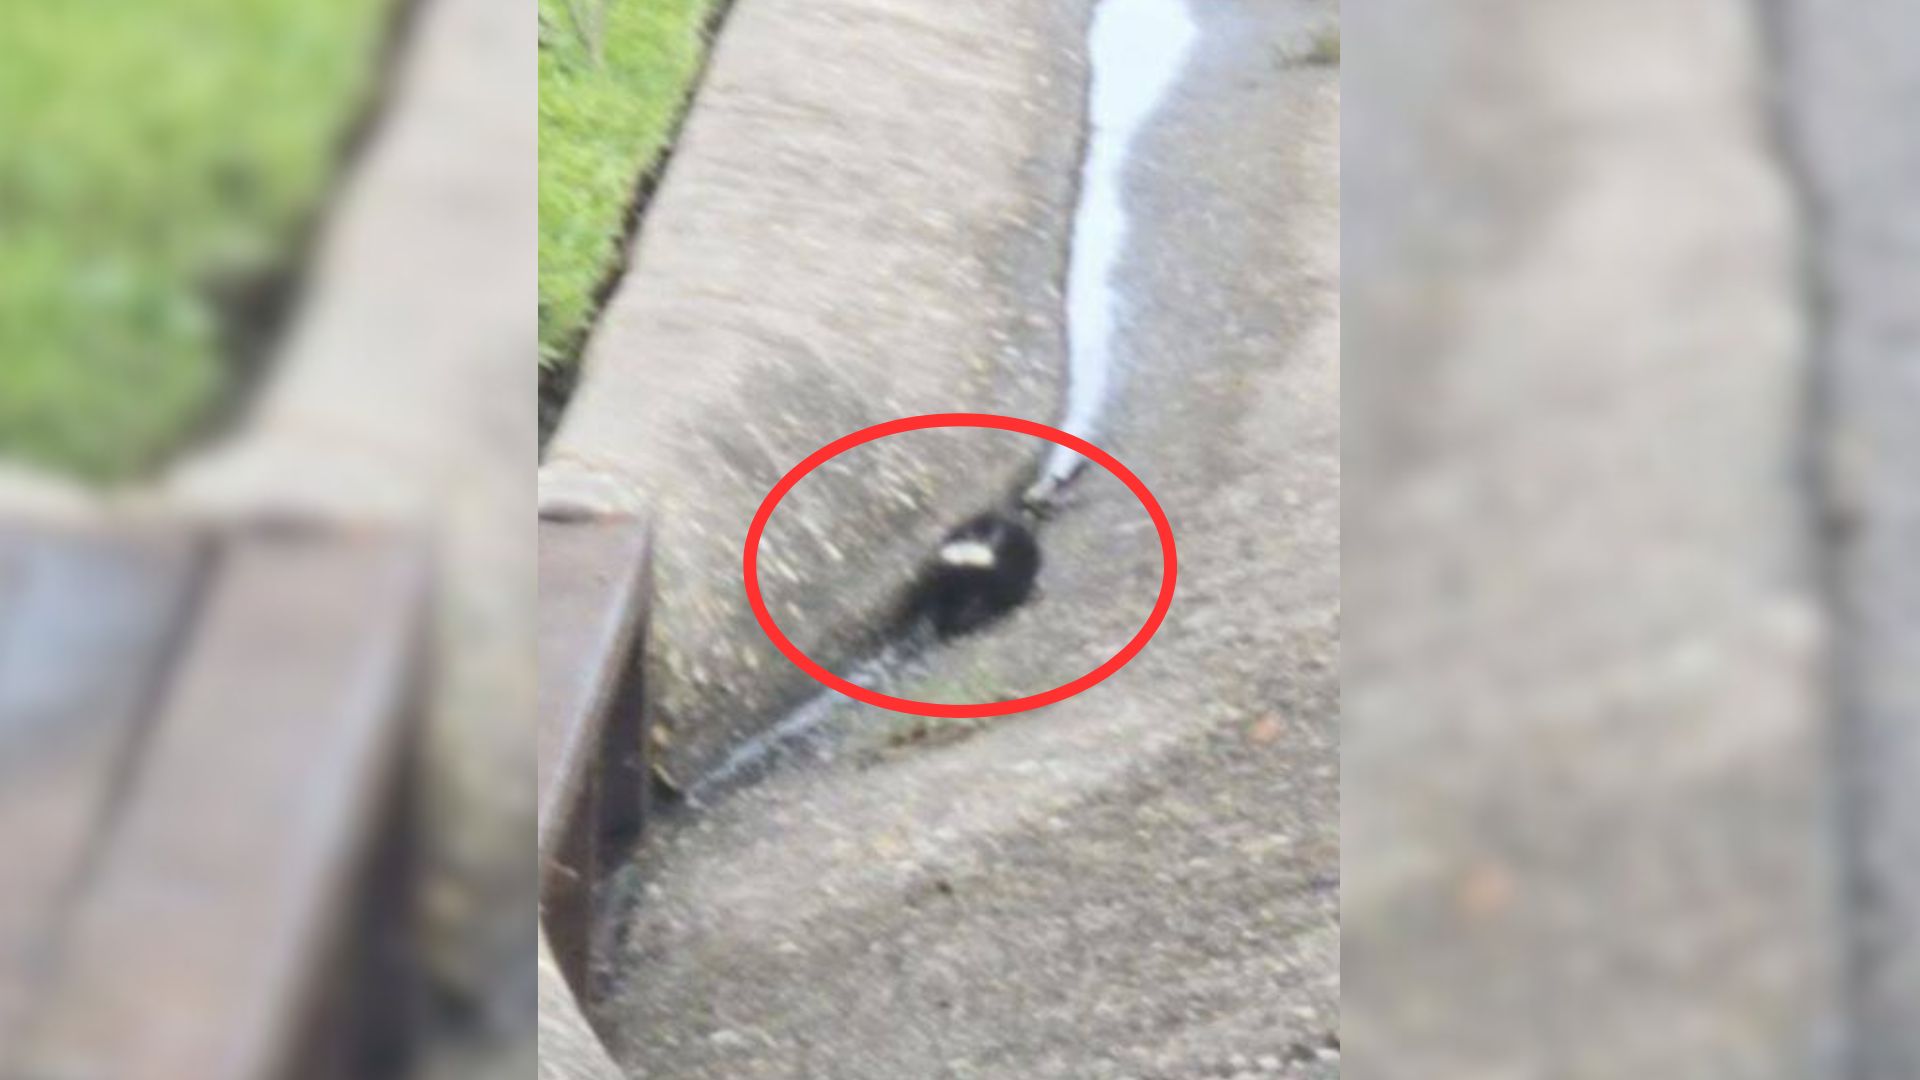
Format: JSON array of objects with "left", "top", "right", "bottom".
[
  {"left": 1345, "top": 0, "right": 1917, "bottom": 1076},
  {"left": 1, "top": 0, "right": 535, "bottom": 1076}
]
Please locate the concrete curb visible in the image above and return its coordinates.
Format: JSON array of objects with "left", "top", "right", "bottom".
[
  {"left": 1344, "top": 0, "right": 1831, "bottom": 1073},
  {"left": 538, "top": 928, "right": 622, "bottom": 1080},
  {"left": 155, "top": 0, "right": 541, "bottom": 1058},
  {"left": 544, "top": 0, "right": 1094, "bottom": 782},
  {"left": 1766, "top": 0, "right": 1920, "bottom": 1070}
]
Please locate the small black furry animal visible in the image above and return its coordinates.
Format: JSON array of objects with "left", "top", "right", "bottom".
[{"left": 910, "top": 511, "right": 1041, "bottom": 637}]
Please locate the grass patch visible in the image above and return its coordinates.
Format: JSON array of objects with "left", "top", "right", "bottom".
[
  {"left": 0, "top": 0, "right": 394, "bottom": 480},
  {"left": 1303, "top": 25, "right": 1340, "bottom": 66},
  {"left": 539, "top": 0, "right": 722, "bottom": 374}
]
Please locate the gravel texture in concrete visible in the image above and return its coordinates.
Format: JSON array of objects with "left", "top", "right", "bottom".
[
  {"left": 597, "top": 1, "right": 1341, "bottom": 1075},
  {"left": 541, "top": 0, "right": 1093, "bottom": 786}
]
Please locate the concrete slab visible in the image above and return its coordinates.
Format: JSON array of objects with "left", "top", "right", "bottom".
[{"left": 1342, "top": 0, "right": 1836, "bottom": 1074}]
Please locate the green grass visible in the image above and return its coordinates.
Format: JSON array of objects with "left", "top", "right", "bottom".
[
  {"left": 1303, "top": 25, "right": 1340, "bottom": 66},
  {"left": 539, "top": 0, "right": 720, "bottom": 372},
  {"left": 0, "top": 0, "right": 392, "bottom": 480}
]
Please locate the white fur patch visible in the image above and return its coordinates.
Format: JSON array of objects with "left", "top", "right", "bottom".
[{"left": 938, "top": 539, "right": 997, "bottom": 568}]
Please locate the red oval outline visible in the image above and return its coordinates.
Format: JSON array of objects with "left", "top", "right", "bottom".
[{"left": 743, "top": 413, "right": 1177, "bottom": 718}]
